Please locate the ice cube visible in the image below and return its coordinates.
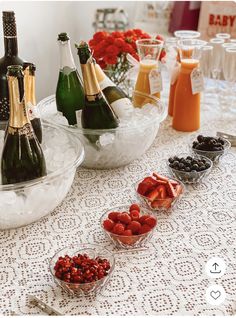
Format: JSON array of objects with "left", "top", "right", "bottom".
[{"left": 98, "top": 133, "right": 115, "bottom": 147}]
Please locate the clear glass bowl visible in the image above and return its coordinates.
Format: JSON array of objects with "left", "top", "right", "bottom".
[
  {"left": 167, "top": 153, "right": 213, "bottom": 184},
  {"left": 49, "top": 243, "right": 115, "bottom": 297},
  {"left": 100, "top": 205, "right": 157, "bottom": 249},
  {"left": 0, "top": 122, "right": 84, "bottom": 229},
  {"left": 191, "top": 138, "right": 231, "bottom": 163},
  {"left": 135, "top": 176, "right": 184, "bottom": 212},
  {"left": 38, "top": 91, "right": 167, "bottom": 169}
]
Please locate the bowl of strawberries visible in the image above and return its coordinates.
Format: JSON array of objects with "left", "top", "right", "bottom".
[
  {"left": 135, "top": 172, "right": 184, "bottom": 211},
  {"left": 101, "top": 203, "right": 157, "bottom": 249}
]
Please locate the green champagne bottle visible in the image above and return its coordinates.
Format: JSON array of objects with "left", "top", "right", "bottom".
[
  {"left": 76, "top": 41, "right": 119, "bottom": 139},
  {"left": 0, "top": 11, "right": 24, "bottom": 129},
  {"left": 56, "top": 33, "right": 84, "bottom": 125},
  {"left": 94, "top": 64, "right": 133, "bottom": 118},
  {"left": 23, "top": 62, "right": 42, "bottom": 143},
  {"left": 1, "top": 65, "right": 46, "bottom": 185}
]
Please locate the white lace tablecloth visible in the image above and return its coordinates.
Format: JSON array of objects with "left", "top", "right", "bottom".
[{"left": 1, "top": 80, "right": 236, "bottom": 316}]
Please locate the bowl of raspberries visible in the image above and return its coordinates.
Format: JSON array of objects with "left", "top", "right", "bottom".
[
  {"left": 101, "top": 203, "right": 157, "bottom": 249},
  {"left": 192, "top": 135, "right": 231, "bottom": 163},
  {"left": 50, "top": 243, "right": 115, "bottom": 296},
  {"left": 168, "top": 153, "right": 213, "bottom": 184}
]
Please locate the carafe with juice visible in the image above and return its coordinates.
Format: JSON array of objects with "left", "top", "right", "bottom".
[
  {"left": 168, "top": 31, "right": 201, "bottom": 116},
  {"left": 133, "top": 39, "right": 163, "bottom": 107},
  {"left": 172, "top": 39, "right": 206, "bottom": 132}
]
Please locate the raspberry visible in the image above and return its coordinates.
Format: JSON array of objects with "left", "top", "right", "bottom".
[
  {"left": 113, "top": 223, "right": 125, "bottom": 235},
  {"left": 144, "top": 216, "right": 157, "bottom": 228},
  {"left": 139, "top": 215, "right": 149, "bottom": 225},
  {"left": 139, "top": 224, "right": 152, "bottom": 234},
  {"left": 117, "top": 212, "right": 131, "bottom": 225},
  {"left": 108, "top": 212, "right": 120, "bottom": 222},
  {"left": 123, "top": 229, "right": 132, "bottom": 236},
  {"left": 129, "top": 203, "right": 140, "bottom": 212},
  {"left": 127, "top": 221, "right": 141, "bottom": 234},
  {"left": 130, "top": 210, "right": 140, "bottom": 221},
  {"left": 103, "top": 219, "right": 114, "bottom": 232}
]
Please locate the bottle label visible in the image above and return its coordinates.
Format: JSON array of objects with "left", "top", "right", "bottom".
[
  {"left": 76, "top": 109, "right": 82, "bottom": 126},
  {"left": 9, "top": 123, "right": 34, "bottom": 138},
  {"left": 191, "top": 68, "right": 204, "bottom": 95},
  {"left": 149, "top": 69, "right": 163, "bottom": 94},
  {"left": 99, "top": 76, "right": 115, "bottom": 90},
  {"left": 61, "top": 66, "right": 75, "bottom": 76},
  {"left": 110, "top": 98, "right": 133, "bottom": 118},
  {"left": 26, "top": 102, "right": 40, "bottom": 121}
]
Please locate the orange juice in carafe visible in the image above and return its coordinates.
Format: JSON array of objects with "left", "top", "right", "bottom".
[
  {"left": 172, "top": 59, "right": 200, "bottom": 131},
  {"left": 133, "top": 39, "right": 163, "bottom": 107}
]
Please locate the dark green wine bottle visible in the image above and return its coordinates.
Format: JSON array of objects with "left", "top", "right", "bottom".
[
  {"left": 23, "top": 62, "right": 42, "bottom": 143},
  {"left": 76, "top": 41, "right": 119, "bottom": 143},
  {"left": 56, "top": 33, "right": 84, "bottom": 125},
  {"left": 0, "top": 11, "right": 24, "bottom": 128},
  {"left": 1, "top": 65, "right": 46, "bottom": 185}
]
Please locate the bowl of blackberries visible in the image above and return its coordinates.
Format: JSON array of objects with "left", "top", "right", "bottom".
[
  {"left": 192, "top": 135, "right": 231, "bottom": 163},
  {"left": 167, "top": 153, "right": 213, "bottom": 184}
]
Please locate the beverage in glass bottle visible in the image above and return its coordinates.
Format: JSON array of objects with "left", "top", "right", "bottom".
[
  {"left": 1, "top": 65, "right": 46, "bottom": 184},
  {"left": 172, "top": 39, "right": 206, "bottom": 132},
  {"left": 23, "top": 62, "right": 42, "bottom": 143},
  {"left": 0, "top": 11, "right": 24, "bottom": 128},
  {"left": 133, "top": 39, "right": 163, "bottom": 107},
  {"left": 76, "top": 41, "right": 118, "bottom": 143},
  {"left": 56, "top": 33, "right": 84, "bottom": 125},
  {"left": 94, "top": 63, "right": 133, "bottom": 118}
]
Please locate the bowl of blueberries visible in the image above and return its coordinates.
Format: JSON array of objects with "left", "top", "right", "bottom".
[
  {"left": 191, "top": 135, "right": 231, "bottom": 163},
  {"left": 167, "top": 153, "right": 213, "bottom": 184}
]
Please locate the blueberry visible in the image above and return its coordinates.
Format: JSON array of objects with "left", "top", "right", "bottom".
[
  {"left": 191, "top": 169, "right": 197, "bottom": 173},
  {"left": 193, "top": 141, "right": 198, "bottom": 148},
  {"left": 168, "top": 157, "right": 175, "bottom": 163},
  {"left": 185, "top": 167, "right": 191, "bottom": 172},
  {"left": 179, "top": 163, "right": 184, "bottom": 169},
  {"left": 218, "top": 138, "right": 225, "bottom": 145},
  {"left": 205, "top": 163, "right": 211, "bottom": 169},
  {"left": 186, "top": 156, "right": 192, "bottom": 161},
  {"left": 192, "top": 164, "right": 199, "bottom": 170},
  {"left": 197, "top": 135, "right": 204, "bottom": 142},
  {"left": 173, "top": 161, "right": 179, "bottom": 167}
]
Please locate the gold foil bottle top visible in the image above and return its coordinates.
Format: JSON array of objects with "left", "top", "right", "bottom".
[{"left": 23, "top": 63, "right": 36, "bottom": 106}]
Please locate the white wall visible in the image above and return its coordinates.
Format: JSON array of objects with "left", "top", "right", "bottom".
[{"left": 0, "top": 1, "right": 139, "bottom": 102}]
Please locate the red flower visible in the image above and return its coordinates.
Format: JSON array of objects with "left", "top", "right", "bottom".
[
  {"left": 156, "top": 34, "right": 165, "bottom": 41},
  {"left": 98, "top": 59, "right": 107, "bottom": 69},
  {"left": 140, "top": 33, "right": 151, "bottom": 39},
  {"left": 89, "top": 39, "right": 97, "bottom": 47},
  {"left": 105, "top": 35, "right": 115, "bottom": 45},
  {"left": 114, "top": 38, "right": 126, "bottom": 48},
  {"left": 104, "top": 55, "right": 117, "bottom": 65},
  {"left": 106, "top": 45, "right": 120, "bottom": 56},
  {"left": 93, "top": 31, "right": 108, "bottom": 42},
  {"left": 124, "top": 29, "right": 135, "bottom": 37},
  {"left": 111, "top": 31, "right": 124, "bottom": 38},
  {"left": 133, "top": 29, "right": 143, "bottom": 36},
  {"left": 122, "top": 43, "right": 135, "bottom": 54},
  {"left": 131, "top": 52, "right": 139, "bottom": 61}
]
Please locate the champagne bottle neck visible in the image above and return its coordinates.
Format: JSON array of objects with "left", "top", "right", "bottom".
[
  {"left": 94, "top": 64, "right": 115, "bottom": 89},
  {"left": 58, "top": 40, "right": 76, "bottom": 70},
  {"left": 81, "top": 62, "right": 101, "bottom": 97},
  {"left": 4, "top": 37, "right": 18, "bottom": 57},
  {"left": 8, "top": 75, "right": 29, "bottom": 129},
  {"left": 24, "top": 70, "right": 36, "bottom": 106}
]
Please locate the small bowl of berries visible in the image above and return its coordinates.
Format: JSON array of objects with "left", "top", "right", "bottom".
[
  {"left": 135, "top": 173, "right": 184, "bottom": 211},
  {"left": 49, "top": 243, "right": 115, "bottom": 297},
  {"left": 101, "top": 203, "right": 157, "bottom": 249},
  {"left": 192, "top": 135, "right": 231, "bottom": 163},
  {"left": 167, "top": 153, "right": 213, "bottom": 184}
]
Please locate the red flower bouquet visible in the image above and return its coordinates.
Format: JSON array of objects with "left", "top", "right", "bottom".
[{"left": 89, "top": 29, "right": 165, "bottom": 87}]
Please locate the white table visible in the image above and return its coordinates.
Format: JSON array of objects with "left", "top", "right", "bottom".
[{"left": 1, "top": 80, "right": 236, "bottom": 315}]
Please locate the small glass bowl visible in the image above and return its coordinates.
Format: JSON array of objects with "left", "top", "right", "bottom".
[
  {"left": 100, "top": 205, "right": 157, "bottom": 249},
  {"left": 135, "top": 177, "right": 184, "bottom": 212},
  {"left": 167, "top": 153, "right": 213, "bottom": 184},
  {"left": 49, "top": 243, "right": 115, "bottom": 297},
  {"left": 191, "top": 138, "right": 231, "bottom": 163}
]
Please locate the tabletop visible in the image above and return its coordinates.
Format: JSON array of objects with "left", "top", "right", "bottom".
[{"left": 0, "top": 78, "right": 236, "bottom": 316}]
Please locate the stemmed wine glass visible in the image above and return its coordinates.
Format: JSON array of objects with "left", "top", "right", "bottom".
[{"left": 222, "top": 47, "right": 236, "bottom": 113}]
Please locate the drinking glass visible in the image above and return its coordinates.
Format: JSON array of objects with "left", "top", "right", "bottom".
[
  {"left": 200, "top": 45, "right": 213, "bottom": 109},
  {"left": 174, "top": 30, "right": 201, "bottom": 39},
  {"left": 216, "top": 33, "right": 231, "bottom": 42},
  {"left": 209, "top": 38, "right": 224, "bottom": 80},
  {"left": 136, "top": 39, "right": 163, "bottom": 62},
  {"left": 222, "top": 47, "right": 236, "bottom": 112}
]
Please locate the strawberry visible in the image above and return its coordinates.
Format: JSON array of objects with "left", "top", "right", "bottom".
[
  {"left": 103, "top": 219, "right": 114, "bottom": 232},
  {"left": 123, "top": 229, "right": 132, "bottom": 236},
  {"left": 130, "top": 210, "right": 140, "bottom": 221},
  {"left": 108, "top": 212, "right": 120, "bottom": 222},
  {"left": 139, "top": 224, "right": 152, "bottom": 234},
  {"left": 175, "top": 184, "right": 183, "bottom": 196},
  {"left": 118, "top": 212, "right": 131, "bottom": 225},
  {"left": 151, "top": 198, "right": 172, "bottom": 209},
  {"left": 142, "top": 177, "right": 158, "bottom": 186},
  {"left": 166, "top": 181, "right": 177, "bottom": 198},
  {"left": 137, "top": 182, "right": 150, "bottom": 196},
  {"left": 156, "top": 185, "right": 167, "bottom": 199},
  {"left": 156, "top": 180, "right": 167, "bottom": 186},
  {"left": 146, "top": 187, "right": 160, "bottom": 202},
  {"left": 156, "top": 34, "right": 164, "bottom": 41},
  {"left": 127, "top": 221, "right": 141, "bottom": 234},
  {"left": 139, "top": 215, "right": 149, "bottom": 225},
  {"left": 170, "top": 179, "right": 179, "bottom": 186},
  {"left": 144, "top": 216, "right": 157, "bottom": 228},
  {"left": 129, "top": 203, "right": 140, "bottom": 212},
  {"left": 113, "top": 223, "right": 125, "bottom": 235},
  {"left": 153, "top": 172, "right": 169, "bottom": 182}
]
